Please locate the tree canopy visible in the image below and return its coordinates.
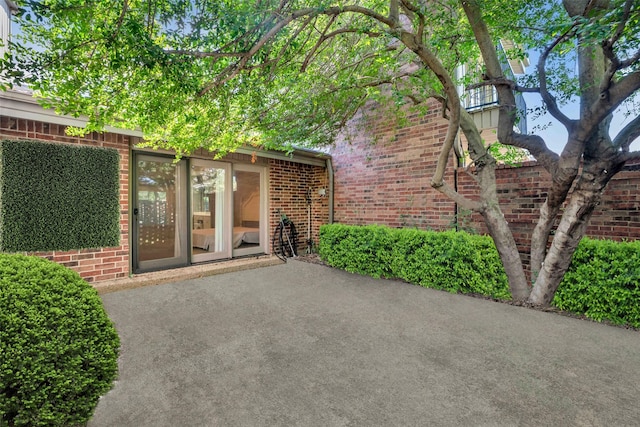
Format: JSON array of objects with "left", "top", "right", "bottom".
[
  {"left": 3, "top": 0, "right": 640, "bottom": 304},
  {"left": 2, "top": 1, "right": 531, "bottom": 151}
]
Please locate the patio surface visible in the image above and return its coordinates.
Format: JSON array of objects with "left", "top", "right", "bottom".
[{"left": 90, "top": 260, "right": 640, "bottom": 426}]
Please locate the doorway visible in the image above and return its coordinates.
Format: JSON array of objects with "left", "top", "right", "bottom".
[
  {"left": 190, "top": 160, "right": 232, "bottom": 263},
  {"left": 133, "top": 153, "right": 267, "bottom": 273},
  {"left": 133, "top": 154, "right": 188, "bottom": 272},
  {"left": 232, "top": 164, "right": 268, "bottom": 257}
]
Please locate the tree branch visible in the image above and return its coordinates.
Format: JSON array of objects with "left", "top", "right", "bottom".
[
  {"left": 301, "top": 26, "right": 383, "bottom": 73},
  {"left": 197, "top": 5, "right": 397, "bottom": 96},
  {"left": 537, "top": 27, "right": 576, "bottom": 129},
  {"left": 389, "top": 0, "right": 399, "bottom": 24},
  {"left": 320, "top": 47, "right": 398, "bottom": 81},
  {"left": 508, "top": 132, "right": 559, "bottom": 175},
  {"left": 621, "top": 150, "right": 640, "bottom": 163},
  {"left": 466, "top": 77, "right": 516, "bottom": 91},
  {"left": 270, "top": 15, "right": 316, "bottom": 74},
  {"left": 618, "top": 48, "right": 640, "bottom": 70},
  {"left": 600, "top": 0, "right": 635, "bottom": 96},
  {"left": 467, "top": 80, "right": 540, "bottom": 94},
  {"left": 606, "top": 0, "right": 633, "bottom": 49},
  {"left": 112, "top": 0, "right": 129, "bottom": 40},
  {"left": 515, "top": 85, "right": 541, "bottom": 93},
  {"left": 432, "top": 181, "right": 483, "bottom": 211},
  {"left": 163, "top": 49, "right": 246, "bottom": 58},
  {"left": 400, "top": 33, "right": 460, "bottom": 189},
  {"left": 461, "top": 0, "right": 553, "bottom": 173},
  {"left": 613, "top": 113, "right": 640, "bottom": 152},
  {"left": 300, "top": 15, "right": 337, "bottom": 72},
  {"left": 399, "top": 0, "right": 426, "bottom": 40},
  {"left": 590, "top": 70, "right": 640, "bottom": 128}
]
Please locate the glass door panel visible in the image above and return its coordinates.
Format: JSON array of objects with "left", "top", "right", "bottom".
[
  {"left": 233, "top": 165, "right": 267, "bottom": 257},
  {"left": 191, "top": 160, "right": 231, "bottom": 262},
  {"left": 134, "top": 155, "right": 188, "bottom": 272}
]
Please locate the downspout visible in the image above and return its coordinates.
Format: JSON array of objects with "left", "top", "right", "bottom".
[{"left": 326, "top": 157, "right": 334, "bottom": 224}]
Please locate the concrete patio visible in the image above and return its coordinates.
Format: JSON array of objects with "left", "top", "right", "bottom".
[{"left": 90, "top": 260, "right": 640, "bottom": 426}]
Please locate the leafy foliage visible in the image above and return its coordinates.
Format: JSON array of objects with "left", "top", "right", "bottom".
[
  {"left": 554, "top": 237, "right": 640, "bottom": 328},
  {"left": 0, "top": 139, "right": 120, "bottom": 252},
  {"left": 319, "top": 224, "right": 511, "bottom": 299},
  {"left": 2, "top": 0, "right": 485, "bottom": 153},
  {"left": 0, "top": 254, "right": 120, "bottom": 427}
]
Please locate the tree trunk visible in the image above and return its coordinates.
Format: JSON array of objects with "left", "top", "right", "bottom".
[
  {"left": 530, "top": 154, "right": 583, "bottom": 282},
  {"left": 528, "top": 159, "right": 619, "bottom": 305},
  {"left": 529, "top": 201, "right": 560, "bottom": 283},
  {"left": 482, "top": 204, "right": 531, "bottom": 301},
  {"left": 475, "top": 159, "right": 530, "bottom": 301}
]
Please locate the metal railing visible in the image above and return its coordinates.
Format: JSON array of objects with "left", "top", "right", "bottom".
[{"left": 462, "top": 43, "right": 528, "bottom": 134}]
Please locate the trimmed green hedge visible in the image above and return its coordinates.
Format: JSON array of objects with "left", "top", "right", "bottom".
[
  {"left": 320, "top": 224, "right": 640, "bottom": 328},
  {"left": 554, "top": 237, "right": 640, "bottom": 328},
  {"left": 0, "top": 139, "right": 120, "bottom": 252},
  {"left": 319, "top": 224, "right": 511, "bottom": 299},
  {"left": 0, "top": 254, "right": 120, "bottom": 426}
]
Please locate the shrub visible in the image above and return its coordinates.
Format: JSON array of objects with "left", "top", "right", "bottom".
[
  {"left": 319, "top": 224, "right": 510, "bottom": 299},
  {"left": 554, "top": 237, "right": 640, "bottom": 328},
  {"left": 0, "top": 254, "right": 120, "bottom": 427}
]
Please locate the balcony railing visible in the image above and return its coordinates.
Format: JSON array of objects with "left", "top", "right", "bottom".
[
  {"left": 462, "top": 43, "right": 528, "bottom": 134},
  {"left": 464, "top": 85, "right": 498, "bottom": 110}
]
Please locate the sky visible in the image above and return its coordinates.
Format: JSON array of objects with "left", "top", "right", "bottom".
[
  {"left": 523, "top": 94, "right": 637, "bottom": 154},
  {"left": 521, "top": 50, "right": 638, "bottom": 154}
]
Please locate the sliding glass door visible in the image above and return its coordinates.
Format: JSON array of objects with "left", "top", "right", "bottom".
[
  {"left": 134, "top": 154, "right": 188, "bottom": 272},
  {"left": 190, "top": 160, "right": 232, "bottom": 262},
  {"left": 133, "top": 154, "right": 266, "bottom": 271},
  {"left": 232, "top": 164, "right": 267, "bottom": 257}
]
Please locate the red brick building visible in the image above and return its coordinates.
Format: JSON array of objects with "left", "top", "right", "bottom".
[{"left": 1, "top": 90, "right": 330, "bottom": 282}]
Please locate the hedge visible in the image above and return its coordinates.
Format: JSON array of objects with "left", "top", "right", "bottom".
[
  {"left": 554, "top": 237, "right": 640, "bottom": 328},
  {"left": 319, "top": 224, "right": 511, "bottom": 300},
  {"left": 319, "top": 224, "right": 640, "bottom": 328},
  {"left": 0, "top": 139, "right": 120, "bottom": 252},
  {"left": 0, "top": 254, "right": 120, "bottom": 426}
]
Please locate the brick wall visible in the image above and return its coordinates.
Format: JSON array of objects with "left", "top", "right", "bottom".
[
  {"left": 269, "top": 159, "right": 329, "bottom": 253},
  {"left": 331, "top": 102, "right": 640, "bottom": 270},
  {"left": 1, "top": 116, "right": 132, "bottom": 282},
  {"left": 458, "top": 162, "right": 640, "bottom": 267},
  {"left": 332, "top": 100, "right": 457, "bottom": 230}
]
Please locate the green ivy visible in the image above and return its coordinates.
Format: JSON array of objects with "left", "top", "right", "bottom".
[
  {"left": 319, "top": 224, "right": 510, "bottom": 300},
  {"left": 0, "top": 254, "right": 120, "bottom": 426},
  {"left": 0, "top": 139, "right": 120, "bottom": 252},
  {"left": 554, "top": 237, "right": 640, "bottom": 328}
]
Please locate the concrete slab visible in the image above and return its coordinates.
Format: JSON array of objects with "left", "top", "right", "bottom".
[
  {"left": 91, "top": 260, "right": 640, "bottom": 426},
  {"left": 92, "top": 255, "right": 283, "bottom": 294}
]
